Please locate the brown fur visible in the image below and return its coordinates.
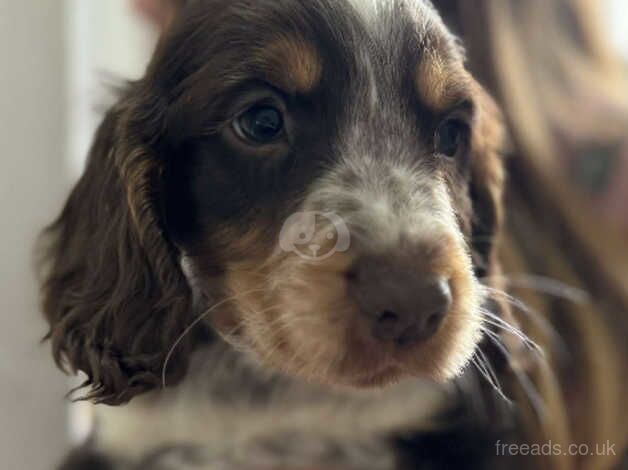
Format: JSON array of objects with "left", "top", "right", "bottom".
[
  {"left": 38, "top": 1, "right": 628, "bottom": 469},
  {"left": 415, "top": 56, "right": 473, "bottom": 112},
  {"left": 39, "top": 99, "right": 202, "bottom": 405},
  {"left": 256, "top": 36, "right": 323, "bottom": 93}
]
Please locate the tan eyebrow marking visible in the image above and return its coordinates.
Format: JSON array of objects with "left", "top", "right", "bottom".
[
  {"left": 416, "top": 55, "right": 473, "bottom": 112},
  {"left": 254, "top": 35, "right": 323, "bottom": 94}
]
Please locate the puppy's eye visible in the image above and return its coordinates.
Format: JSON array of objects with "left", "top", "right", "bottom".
[
  {"left": 435, "top": 119, "right": 468, "bottom": 158},
  {"left": 234, "top": 106, "right": 284, "bottom": 144}
]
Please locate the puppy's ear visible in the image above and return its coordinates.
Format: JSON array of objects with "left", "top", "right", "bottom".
[
  {"left": 468, "top": 87, "right": 534, "bottom": 370},
  {"left": 469, "top": 85, "right": 506, "bottom": 279},
  {"left": 39, "top": 90, "right": 198, "bottom": 405}
]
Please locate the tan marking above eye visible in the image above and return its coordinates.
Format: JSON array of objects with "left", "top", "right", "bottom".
[
  {"left": 415, "top": 55, "right": 473, "bottom": 112},
  {"left": 254, "top": 35, "right": 323, "bottom": 94}
]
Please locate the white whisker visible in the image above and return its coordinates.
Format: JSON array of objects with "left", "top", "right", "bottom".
[
  {"left": 481, "top": 274, "right": 589, "bottom": 304},
  {"left": 161, "top": 288, "right": 266, "bottom": 388},
  {"left": 481, "top": 285, "right": 569, "bottom": 360},
  {"left": 482, "top": 328, "right": 546, "bottom": 421},
  {"left": 470, "top": 354, "right": 511, "bottom": 404},
  {"left": 480, "top": 308, "right": 544, "bottom": 356}
]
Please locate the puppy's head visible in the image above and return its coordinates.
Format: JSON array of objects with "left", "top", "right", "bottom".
[{"left": 40, "top": 0, "right": 505, "bottom": 404}]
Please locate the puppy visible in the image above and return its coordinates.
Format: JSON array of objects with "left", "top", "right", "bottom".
[{"left": 39, "top": 1, "right": 627, "bottom": 469}]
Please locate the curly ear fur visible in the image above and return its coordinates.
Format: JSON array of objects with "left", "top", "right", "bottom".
[{"left": 39, "top": 88, "right": 199, "bottom": 405}]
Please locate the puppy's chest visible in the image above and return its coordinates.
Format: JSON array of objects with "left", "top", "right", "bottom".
[{"left": 93, "top": 347, "right": 453, "bottom": 469}]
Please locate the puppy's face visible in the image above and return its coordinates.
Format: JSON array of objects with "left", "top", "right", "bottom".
[
  {"left": 42, "top": 0, "right": 505, "bottom": 404},
  {"left": 159, "top": 0, "right": 503, "bottom": 388}
]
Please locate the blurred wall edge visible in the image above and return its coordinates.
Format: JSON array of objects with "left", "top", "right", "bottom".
[
  {"left": 608, "top": 0, "right": 628, "bottom": 59},
  {"left": 0, "top": 1, "right": 70, "bottom": 469},
  {"left": 66, "top": 0, "right": 155, "bottom": 180}
]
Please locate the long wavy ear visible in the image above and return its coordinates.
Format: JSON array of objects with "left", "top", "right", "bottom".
[
  {"left": 470, "top": 88, "right": 546, "bottom": 391},
  {"left": 39, "top": 89, "right": 198, "bottom": 405},
  {"left": 468, "top": 85, "right": 506, "bottom": 279},
  {"left": 468, "top": 85, "right": 532, "bottom": 369}
]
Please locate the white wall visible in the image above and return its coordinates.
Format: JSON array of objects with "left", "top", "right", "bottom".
[
  {"left": 63, "top": 0, "right": 158, "bottom": 444},
  {"left": 65, "top": 0, "right": 156, "bottom": 179},
  {"left": 0, "top": 1, "right": 71, "bottom": 469},
  {"left": 0, "top": 2, "right": 156, "bottom": 467},
  {"left": 607, "top": 0, "right": 628, "bottom": 59}
]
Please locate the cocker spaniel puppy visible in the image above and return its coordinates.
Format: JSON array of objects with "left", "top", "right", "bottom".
[{"left": 39, "top": 1, "right": 627, "bottom": 469}]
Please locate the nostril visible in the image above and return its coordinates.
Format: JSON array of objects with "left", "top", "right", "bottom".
[
  {"left": 396, "top": 325, "right": 421, "bottom": 347},
  {"left": 347, "top": 256, "right": 453, "bottom": 345},
  {"left": 345, "top": 267, "right": 359, "bottom": 282},
  {"left": 377, "top": 310, "right": 399, "bottom": 325},
  {"left": 424, "top": 311, "right": 445, "bottom": 335},
  {"left": 372, "top": 310, "right": 404, "bottom": 341}
]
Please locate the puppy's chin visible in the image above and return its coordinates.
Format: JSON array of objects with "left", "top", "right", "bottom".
[{"left": 216, "top": 255, "right": 483, "bottom": 389}]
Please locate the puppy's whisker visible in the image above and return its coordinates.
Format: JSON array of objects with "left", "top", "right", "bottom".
[
  {"left": 470, "top": 355, "right": 492, "bottom": 388},
  {"left": 470, "top": 354, "right": 511, "bottom": 404},
  {"left": 482, "top": 286, "right": 570, "bottom": 359},
  {"left": 481, "top": 286, "right": 556, "bottom": 346},
  {"left": 480, "top": 285, "right": 533, "bottom": 314},
  {"left": 479, "top": 309, "right": 544, "bottom": 356},
  {"left": 252, "top": 312, "right": 319, "bottom": 366},
  {"left": 218, "top": 304, "right": 288, "bottom": 344},
  {"left": 480, "top": 312, "right": 527, "bottom": 339},
  {"left": 475, "top": 347, "right": 501, "bottom": 392},
  {"left": 257, "top": 310, "right": 319, "bottom": 338},
  {"left": 481, "top": 275, "right": 590, "bottom": 304},
  {"left": 481, "top": 318, "right": 543, "bottom": 357},
  {"left": 482, "top": 328, "right": 546, "bottom": 422},
  {"left": 161, "top": 288, "right": 266, "bottom": 388}
]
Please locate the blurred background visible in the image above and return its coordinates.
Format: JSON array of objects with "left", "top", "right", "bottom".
[{"left": 0, "top": 1, "right": 626, "bottom": 469}]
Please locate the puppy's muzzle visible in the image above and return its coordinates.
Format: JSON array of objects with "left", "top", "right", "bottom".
[{"left": 347, "top": 254, "right": 452, "bottom": 347}]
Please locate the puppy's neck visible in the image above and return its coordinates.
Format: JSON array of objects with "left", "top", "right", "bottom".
[{"left": 93, "top": 341, "right": 457, "bottom": 465}]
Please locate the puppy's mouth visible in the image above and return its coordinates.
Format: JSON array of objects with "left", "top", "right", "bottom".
[{"left": 216, "top": 237, "right": 483, "bottom": 388}]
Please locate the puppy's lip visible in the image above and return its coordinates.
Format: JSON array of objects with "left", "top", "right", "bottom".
[
  {"left": 339, "top": 350, "right": 404, "bottom": 381},
  {"left": 341, "top": 333, "right": 448, "bottom": 385},
  {"left": 344, "top": 363, "right": 406, "bottom": 388}
]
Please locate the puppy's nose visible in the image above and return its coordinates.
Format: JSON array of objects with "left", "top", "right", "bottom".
[{"left": 347, "top": 258, "right": 452, "bottom": 346}]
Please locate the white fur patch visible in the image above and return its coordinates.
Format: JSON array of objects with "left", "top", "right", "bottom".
[
  {"left": 346, "top": 0, "right": 438, "bottom": 28},
  {"left": 93, "top": 348, "right": 452, "bottom": 466},
  {"left": 346, "top": 0, "right": 385, "bottom": 24}
]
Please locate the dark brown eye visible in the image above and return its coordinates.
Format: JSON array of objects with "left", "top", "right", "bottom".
[
  {"left": 234, "top": 105, "right": 284, "bottom": 144},
  {"left": 435, "top": 119, "right": 468, "bottom": 158}
]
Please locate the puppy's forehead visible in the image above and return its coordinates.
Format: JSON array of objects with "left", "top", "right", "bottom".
[
  {"left": 346, "top": 0, "right": 441, "bottom": 29},
  {"left": 341, "top": 0, "right": 468, "bottom": 109},
  {"left": 167, "top": 0, "right": 468, "bottom": 126},
  {"left": 277, "top": 0, "right": 466, "bottom": 107},
  {"left": 185, "top": 0, "right": 460, "bottom": 84}
]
